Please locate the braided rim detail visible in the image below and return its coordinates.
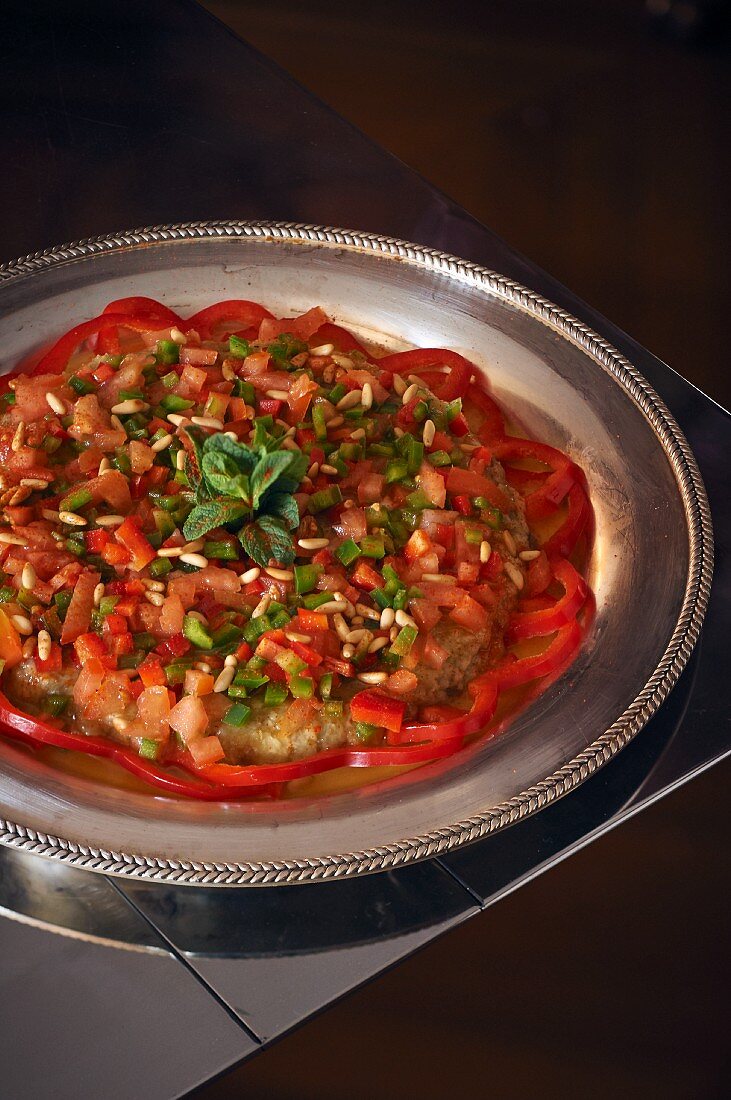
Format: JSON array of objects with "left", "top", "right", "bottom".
[{"left": 0, "top": 222, "right": 714, "bottom": 886}]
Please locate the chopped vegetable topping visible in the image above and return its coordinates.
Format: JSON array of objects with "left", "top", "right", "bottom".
[{"left": 0, "top": 297, "right": 592, "bottom": 799}]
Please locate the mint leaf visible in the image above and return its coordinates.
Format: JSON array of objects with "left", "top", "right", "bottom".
[
  {"left": 181, "top": 426, "right": 207, "bottom": 492},
  {"left": 264, "top": 491, "right": 300, "bottom": 530},
  {"left": 250, "top": 451, "right": 295, "bottom": 509},
  {"left": 273, "top": 449, "right": 308, "bottom": 493},
  {"left": 183, "top": 500, "right": 249, "bottom": 542},
  {"left": 202, "top": 433, "right": 258, "bottom": 474},
  {"left": 202, "top": 452, "right": 251, "bottom": 501},
  {"left": 239, "top": 516, "right": 295, "bottom": 567}
]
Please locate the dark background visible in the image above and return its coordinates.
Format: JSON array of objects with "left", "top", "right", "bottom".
[{"left": 195, "top": 2, "right": 730, "bottom": 1097}]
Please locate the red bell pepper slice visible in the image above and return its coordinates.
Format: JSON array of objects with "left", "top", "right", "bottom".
[
  {"left": 489, "top": 620, "right": 583, "bottom": 690},
  {"left": 492, "top": 438, "right": 581, "bottom": 521},
  {"left": 350, "top": 690, "right": 406, "bottom": 733},
  {"left": 507, "top": 559, "right": 588, "bottom": 641},
  {"left": 185, "top": 300, "right": 274, "bottom": 340},
  {"left": 377, "top": 349, "right": 473, "bottom": 400},
  {"left": 33, "top": 311, "right": 181, "bottom": 375},
  {"left": 397, "top": 679, "right": 498, "bottom": 745},
  {"left": 309, "top": 322, "right": 376, "bottom": 361},
  {"left": 465, "top": 382, "right": 506, "bottom": 442},
  {"left": 446, "top": 466, "right": 510, "bottom": 511},
  {"left": 0, "top": 691, "right": 264, "bottom": 801},
  {"left": 541, "top": 483, "right": 593, "bottom": 559}
]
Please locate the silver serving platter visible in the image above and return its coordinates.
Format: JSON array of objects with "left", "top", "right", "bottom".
[{"left": 0, "top": 222, "right": 713, "bottom": 886}]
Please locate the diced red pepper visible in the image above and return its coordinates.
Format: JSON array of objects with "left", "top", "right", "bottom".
[
  {"left": 108, "top": 632, "right": 134, "bottom": 656},
  {"left": 350, "top": 690, "right": 406, "bottom": 733},
  {"left": 102, "top": 613, "right": 128, "bottom": 636},
  {"left": 351, "top": 560, "right": 383, "bottom": 591},
  {"left": 114, "top": 517, "right": 156, "bottom": 572},
  {"left": 452, "top": 494, "right": 472, "bottom": 516},
  {"left": 34, "top": 641, "right": 63, "bottom": 674},
  {"left": 297, "top": 608, "right": 328, "bottom": 633},
  {"left": 155, "top": 633, "right": 191, "bottom": 660},
  {"left": 138, "top": 656, "right": 167, "bottom": 688},
  {"left": 102, "top": 542, "right": 132, "bottom": 567},
  {"left": 74, "top": 632, "right": 109, "bottom": 666},
  {"left": 257, "top": 397, "right": 283, "bottom": 417},
  {"left": 85, "top": 529, "right": 111, "bottom": 554},
  {"left": 288, "top": 640, "right": 324, "bottom": 667}
]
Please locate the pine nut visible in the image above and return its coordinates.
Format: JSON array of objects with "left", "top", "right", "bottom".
[
  {"left": 95, "top": 514, "right": 125, "bottom": 527},
  {"left": 191, "top": 416, "right": 224, "bottom": 430},
  {"left": 251, "top": 595, "right": 270, "bottom": 619},
  {"left": 224, "top": 654, "right": 238, "bottom": 668},
  {"left": 320, "top": 464, "right": 338, "bottom": 476},
  {"left": 395, "top": 610, "right": 417, "bottom": 628},
  {"left": 393, "top": 375, "right": 407, "bottom": 396},
  {"left": 298, "top": 537, "right": 330, "bottom": 550},
  {"left": 333, "top": 613, "right": 350, "bottom": 641},
  {"left": 503, "top": 530, "right": 517, "bottom": 555},
  {"left": 422, "top": 419, "right": 436, "bottom": 447},
  {"left": 21, "top": 563, "right": 37, "bottom": 590},
  {"left": 504, "top": 561, "right": 524, "bottom": 590},
  {"left": 264, "top": 566, "right": 294, "bottom": 581},
  {"left": 336, "top": 389, "right": 362, "bottom": 410},
  {"left": 264, "top": 390, "right": 289, "bottom": 401},
  {"left": 151, "top": 433, "right": 174, "bottom": 452},
  {"left": 93, "top": 583, "right": 105, "bottom": 606},
  {"left": 58, "top": 511, "right": 87, "bottom": 527},
  {"left": 480, "top": 540, "right": 491, "bottom": 563},
  {"left": 520, "top": 549, "right": 542, "bottom": 561},
  {"left": 240, "top": 567, "right": 261, "bottom": 584},
  {"left": 157, "top": 546, "right": 184, "bottom": 558},
  {"left": 11, "top": 422, "right": 25, "bottom": 451},
  {"left": 309, "top": 342, "right": 334, "bottom": 356},
  {"left": 180, "top": 553, "right": 208, "bottom": 569},
  {"left": 368, "top": 637, "right": 389, "bottom": 654},
  {"left": 402, "top": 383, "right": 419, "bottom": 404},
  {"left": 341, "top": 644, "right": 355, "bottom": 659},
  {"left": 214, "top": 666, "right": 235, "bottom": 693},
  {"left": 361, "top": 382, "right": 373, "bottom": 410},
  {"left": 46, "top": 393, "right": 66, "bottom": 415},
  {"left": 111, "top": 399, "right": 149, "bottom": 415},
  {"left": 170, "top": 327, "right": 186, "bottom": 344},
  {"left": 145, "top": 591, "right": 165, "bottom": 607},
  {"left": 11, "top": 614, "right": 33, "bottom": 635},
  {"left": 36, "top": 629, "right": 52, "bottom": 662},
  {"left": 357, "top": 671, "right": 388, "bottom": 685},
  {"left": 380, "top": 607, "right": 395, "bottom": 630}
]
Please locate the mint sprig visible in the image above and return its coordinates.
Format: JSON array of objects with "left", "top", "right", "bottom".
[{"left": 182, "top": 430, "right": 306, "bottom": 567}]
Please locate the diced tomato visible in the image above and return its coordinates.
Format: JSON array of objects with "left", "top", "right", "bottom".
[
  {"left": 457, "top": 562, "right": 480, "bottom": 585},
  {"left": 72, "top": 658, "right": 106, "bottom": 707},
  {"left": 155, "top": 633, "right": 191, "bottom": 661},
  {"left": 350, "top": 690, "right": 405, "bottom": 733},
  {"left": 422, "top": 637, "right": 449, "bottom": 669},
  {"left": 108, "top": 632, "right": 134, "bottom": 657},
  {"left": 91, "top": 361, "right": 115, "bottom": 384},
  {"left": 136, "top": 685, "right": 171, "bottom": 742},
  {"left": 188, "top": 735, "right": 226, "bottom": 767},
  {"left": 450, "top": 412, "right": 469, "bottom": 437},
  {"left": 60, "top": 571, "right": 101, "bottom": 645},
  {"left": 168, "top": 694, "right": 209, "bottom": 744},
  {"left": 452, "top": 494, "right": 472, "bottom": 515},
  {"left": 73, "top": 632, "right": 107, "bottom": 665},
  {"left": 385, "top": 670, "right": 419, "bottom": 695},
  {"left": 159, "top": 594, "right": 185, "bottom": 636},
  {"left": 101, "top": 542, "right": 131, "bottom": 567},
  {"left": 449, "top": 594, "right": 489, "bottom": 633},
  {"left": 416, "top": 461, "right": 447, "bottom": 508},
  {"left": 357, "top": 473, "right": 385, "bottom": 505},
  {"left": 183, "top": 669, "right": 215, "bottom": 696}
]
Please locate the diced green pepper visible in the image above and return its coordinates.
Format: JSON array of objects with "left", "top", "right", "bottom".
[
  {"left": 385, "top": 458, "right": 408, "bottom": 484},
  {"left": 301, "top": 591, "right": 338, "bottom": 610},
  {"left": 138, "top": 738, "right": 160, "bottom": 760},
  {"left": 360, "top": 533, "right": 385, "bottom": 559},
  {"left": 391, "top": 624, "right": 417, "bottom": 656},
  {"left": 149, "top": 557, "right": 173, "bottom": 579},
  {"left": 59, "top": 487, "right": 93, "bottom": 512},
  {"left": 318, "top": 672, "right": 334, "bottom": 700},
  {"left": 156, "top": 339, "right": 180, "bottom": 365},
  {"left": 68, "top": 374, "right": 96, "bottom": 395},
  {"left": 307, "top": 485, "right": 343, "bottom": 514},
  {"left": 428, "top": 450, "right": 452, "bottom": 467},
  {"left": 312, "top": 403, "right": 328, "bottom": 442},
  {"left": 44, "top": 694, "right": 70, "bottom": 717},
  {"left": 160, "top": 394, "right": 194, "bottom": 413},
  {"left": 229, "top": 335, "right": 251, "bottom": 358},
  {"left": 289, "top": 674, "right": 315, "bottom": 699},
  {"left": 182, "top": 613, "right": 213, "bottom": 650},
  {"left": 354, "top": 722, "right": 380, "bottom": 743},
  {"left": 335, "top": 538, "right": 361, "bottom": 567},
  {"left": 224, "top": 702, "right": 252, "bottom": 726},
  {"left": 264, "top": 682, "right": 288, "bottom": 707},
  {"left": 294, "top": 563, "right": 323, "bottom": 595}
]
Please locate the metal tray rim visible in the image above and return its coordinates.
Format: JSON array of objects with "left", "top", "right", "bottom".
[{"left": 0, "top": 220, "right": 714, "bottom": 885}]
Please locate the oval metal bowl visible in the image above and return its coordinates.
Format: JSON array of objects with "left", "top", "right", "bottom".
[{"left": 0, "top": 222, "right": 713, "bottom": 886}]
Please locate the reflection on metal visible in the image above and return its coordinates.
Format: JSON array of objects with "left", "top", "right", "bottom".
[
  {"left": 0, "top": 846, "right": 164, "bottom": 954},
  {"left": 0, "top": 223, "right": 713, "bottom": 886}
]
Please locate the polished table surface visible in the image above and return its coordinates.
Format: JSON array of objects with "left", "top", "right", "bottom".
[{"left": 0, "top": 1, "right": 729, "bottom": 1096}]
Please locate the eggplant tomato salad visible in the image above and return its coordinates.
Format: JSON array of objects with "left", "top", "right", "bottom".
[{"left": 0, "top": 297, "right": 592, "bottom": 799}]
